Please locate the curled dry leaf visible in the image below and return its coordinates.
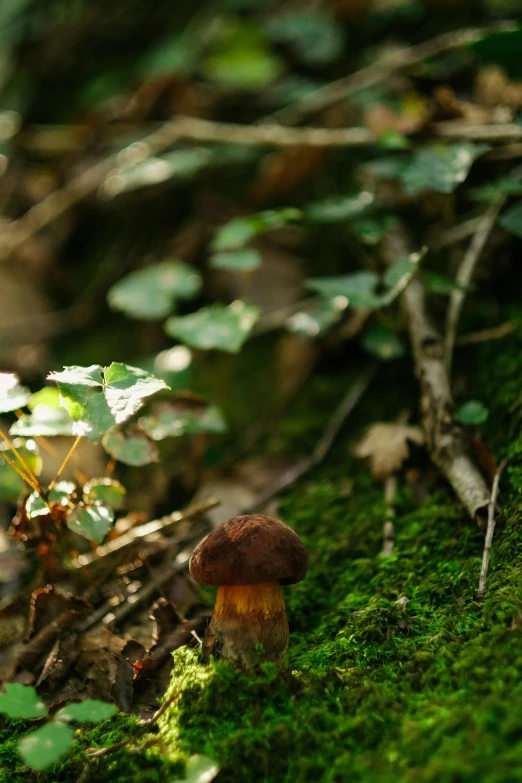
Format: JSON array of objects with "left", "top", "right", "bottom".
[{"left": 354, "top": 421, "right": 424, "bottom": 480}]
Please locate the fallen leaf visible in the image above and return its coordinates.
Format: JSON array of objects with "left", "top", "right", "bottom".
[{"left": 354, "top": 421, "right": 424, "bottom": 479}]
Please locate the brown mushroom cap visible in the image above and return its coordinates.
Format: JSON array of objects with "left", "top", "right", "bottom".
[{"left": 189, "top": 514, "right": 308, "bottom": 587}]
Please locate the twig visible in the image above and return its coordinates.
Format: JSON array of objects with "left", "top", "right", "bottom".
[
  {"left": 71, "top": 498, "right": 219, "bottom": 568},
  {"left": 381, "top": 223, "right": 490, "bottom": 520},
  {"left": 432, "top": 121, "right": 522, "bottom": 142},
  {"left": 87, "top": 676, "right": 187, "bottom": 759},
  {"left": 48, "top": 435, "right": 82, "bottom": 491},
  {"left": 244, "top": 364, "right": 377, "bottom": 512},
  {"left": 266, "top": 23, "right": 515, "bottom": 125},
  {"left": 456, "top": 320, "right": 517, "bottom": 347},
  {"left": 381, "top": 474, "right": 397, "bottom": 558},
  {"left": 445, "top": 193, "right": 507, "bottom": 373},
  {"left": 476, "top": 459, "right": 507, "bottom": 599},
  {"left": 430, "top": 217, "right": 482, "bottom": 250}
]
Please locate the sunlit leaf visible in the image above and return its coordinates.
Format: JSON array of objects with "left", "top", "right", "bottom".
[
  {"left": 10, "top": 405, "right": 76, "bottom": 437},
  {"left": 499, "top": 200, "right": 522, "bottom": 238},
  {"left": 49, "top": 364, "right": 168, "bottom": 441},
  {"left": 25, "top": 491, "right": 49, "bottom": 519},
  {"left": 0, "top": 372, "right": 30, "bottom": 412},
  {"left": 108, "top": 261, "right": 202, "bottom": 320},
  {"left": 361, "top": 326, "right": 405, "bottom": 360},
  {"left": 0, "top": 683, "right": 47, "bottom": 719},
  {"left": 48, "top": 480, "right": 76, "bottom": 505},
  {"left": 306, "top": 272, "right": 380, "bottom": 309},
  {"left": 305, "top": 192, "right": 373, "bottom": 224},
  {"left": 165, "top": 301, "right": 260, "bottom": 353},
  {"left": 139, "top": 399, "right": 226, "bottom": 440},
  {"left": 172, "top": 755, "right": 220, "bottom": 783},
  {"left": 55, "top": 700, "right": 118, "bottom": 725},
  {"left": 67, "top": 503, "right": 115, "bottom": 544},
  {"left": 83, "top": 478, "right": 126, "bottom": 509},
  {"left": 28, "top": 387, "right": 62, "bottom": 410},
  {"left": 400, "top": 142, "right": 489, "bottom": 196},
  {"left": 285, "top": 298, "right": 345, "bottom": 336},
  {"left": 203, "top": 22, "right": 282, "bottom": 89},
  {"left": 18, "top": 723, "right": 73, "bottom": 771},
  {"left": 102, "top": 429, "right": 159, "bottom": 466},
  {"left": 456, "top": 400, "right": 489, "bottom": 426},
  {"left": 210, "top": 248, "right": 262, "bottom": 271},
  {"left": 0, "top": 441, "right": 42, "bottom": 501}
]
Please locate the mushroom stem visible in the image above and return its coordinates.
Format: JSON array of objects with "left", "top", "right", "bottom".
[{"left": 203, "top": 582, "right": 289, "bottom": 667}]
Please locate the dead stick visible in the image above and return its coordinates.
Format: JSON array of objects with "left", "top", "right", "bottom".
[
  {"left": 381, "top": 224, "right": 490, "bottom": 520},
  {"left": 476, "top": 460, "right": 507, "bottom": 599}
]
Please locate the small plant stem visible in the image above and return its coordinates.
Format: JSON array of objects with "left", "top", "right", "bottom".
[
  {"left": 0, "top": 428, "right": 42, "bottom": 494},
  {"left": 48, "top": 435, "right": 82, "bottom": 491},
  {"left": 382, "top": 474, "right": 397, "bottom": 557},
  {"left": 476, "top": 460, "right": 507, "bottom": 599},
  {"left": 0, "top": 449, "right": 40, "bottom": 493}
]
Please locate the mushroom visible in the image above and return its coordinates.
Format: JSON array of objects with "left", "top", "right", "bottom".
[{"left": 189, "top": 514, "right": 308, "bottom": 667}]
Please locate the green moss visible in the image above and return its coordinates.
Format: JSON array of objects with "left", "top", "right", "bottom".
[{"left": 157, "top": 335, "right": 522, "bottom": 783}]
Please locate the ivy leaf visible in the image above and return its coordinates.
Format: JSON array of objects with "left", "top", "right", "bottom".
[
  {"left": 25, "top": 492, "right": 50, "bottom": 519},
  {"left": 49, "top": 364, "right": 168, "bottom": 441},
  {"left": 49, "top": 481, "right": 76, "bottom": 505},
  {"left": 0, "top": 373, "right": 31, "bottom": 413},
  {"left": 211, "top": 209, "right": 301, "bottom": 252},
  {"left": 209, "top": 249, "right": 262, "bottom": 272},
  {"left": 361, "top": 326, "right": 405, "bottom": 360},
  {"left": 499, "top": 200, "right": 522, "bottom": 238},
  {"left": 165, "top": 301, "right": 260, "bottom": 353},
  {"left": 102, "top": 429, "right": 159, "bottom": 466},
  {"left": 400, "top": 142, "right": 489, "bottom": 196},
  {"left": 55, "top": 700, "right": 118, "bottom": 724},
  {"left": 107, "top": 261, "right": 202, "bottom": 320},
  {"left": 139, "top": 399, "right": 226, "bottom": 440},
  {"left": 0, "top": 683, "right": 47, "bottom": 719},
  {"left": 456, "top": 400, "right": 489, "bottom": 426},
  {"left": 422, "top": 270, "right": 469, "bottom": 295},
  {"left": 10, "top": 405, "right": 76, "bottom": 438},
  {"left": 305, "top": 192, "right": 373, "bottom": 224},
  {"left": 306, "top": 272, "right": 380, "bottom": 309},
  {"left": 18, "top": 723, "right": 74, "bottom": 771},
  {"left": 285, "top": 298, "right": 345, "bottom": 336},
  {"left": 83, "top": 478, "right": 126, "bottom": 509},
  {"left": 67, "top": 504, "right": 115, "bottom": 544}
]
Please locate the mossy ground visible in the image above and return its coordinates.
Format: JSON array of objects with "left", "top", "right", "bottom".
[{"left": 1, "top": 320, "right": 522, "bottom": 783}]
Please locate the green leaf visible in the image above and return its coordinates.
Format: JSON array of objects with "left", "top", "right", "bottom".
[
  {"left": 211, "top": 209, "right": 301, "bottom": 252},
  {"left": 472, "top": 176, "right": 522, "bottom": 203},
  {"left": 0, "top": 372, "right": 30, "bottom": 412},
  {"left": 18, "top": 723, "right": 74, "bottom": 771},
  {"left": 305, "top": 192, "right": 373, "bottom": 224},
  {"left": 210, "top": 248, "right": 262, "bottom": 271},
  {"left": 25, "top": 492, "right": 49, "bottom": 519},
  {"left": 203, "top": 22, "right": 282, "bottom": 89},
  {"left": 67, "top": 504, "right": 115, "bottom": 544},
  {"left": 264, "top": 10, "right": 344, "bottom": 66},
  {"left": 107, "top": 261, "right": 202, "bottom": 320},
  {"left": 400, "top": 142, "right": 489, "bottom": 196},
  {"left": 165, "top": 301, "right": 260, "bottom": 353},
  {"left": 139, "top": 400, "right": 226, "bottom": 440},
  {"left": 102, "top": 429, "right": 159, "bottom": 466},
  {"left": 48, "top": 480, "right": 76, "bottom": 506},
  {"left": 422, "top": 270, "right": 469, "bottom": 295},
  {"left": 10, "top": 405, "right": 76, "bottom": 437},
  {"left": 104, "top": 150, "right": 213, "bottom": 197},
  {"left": 0, "top": 683, "right": 47, "bottom": 719},
  {"left": 361, "top": 326, "right": 405, "bottom": 360},
  {"left": 0, "top": 442, "right": 42, "bottom": 502},
  {"left": 352, "top": 217, "right": 395, "bottom": 246},
  {"left": 172, "top": 754, "right": 220, "bottom": 783},
  {"left": 83, "top": 478, "right": 126, "bottom": 509},
  {"left": 306, "top": 272, "right": 380, "bottom": 309},
  {"left": 456, "top": 400, "right": 489, "bottom": 426},
  {"left": 49, "top": 364, "right": 168, "bottom": 441},
  {"left": 285, "top": 298, "right": 345, "bottom": 336},
  {"left": 28, "top": 387, "right": 62, "bottom": 410},
  {"left": 55, "top": 699, "right": 118, "bottom": 725},
  {"left": 499, "top": 200, "right": 522, "bottom": 238}
]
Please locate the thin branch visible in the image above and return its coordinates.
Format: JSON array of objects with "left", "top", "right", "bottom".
[
  {"left": 381, "top": 223, "right": 490, "bottom": 520},
  {"left": 266, "top": 23, "right": 515, "bottom": 125},
  {"left": 381, "top": 474, "right": 397, "bottom": 558},
  {"left": 243, "top": 364, "right": 377, "bottom": 512},
  {"left": 0, "top": 428, "right": 42, "bottom": 494},
  {"left": 456, "top": 320, "right": 517, "bottom": 347},
  {"left": 48, "top": 435, "right": 82, "bottom": 491},
  {"left": 87, "top": 677, "right": 187, "bottom": 759},
  {"left": 432, "top": 121, "right": 522, "bottom": 142},
  {"left": 476, "top": 459, "right": 507, "bottom": 599},
  {"left": 445, "top": 193, "right": 507, "bottom": 373}
]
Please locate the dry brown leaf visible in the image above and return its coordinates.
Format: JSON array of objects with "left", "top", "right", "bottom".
[{"left": 354, "top": 421, "right": 424, "bottom": 479}]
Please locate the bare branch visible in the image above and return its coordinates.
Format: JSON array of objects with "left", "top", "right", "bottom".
[
  {"left": 476, "top": 459, "right": 507, "bottom": 599},
  {"left": 381, "top": 224, "right": 490, "bottom": 520}
]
